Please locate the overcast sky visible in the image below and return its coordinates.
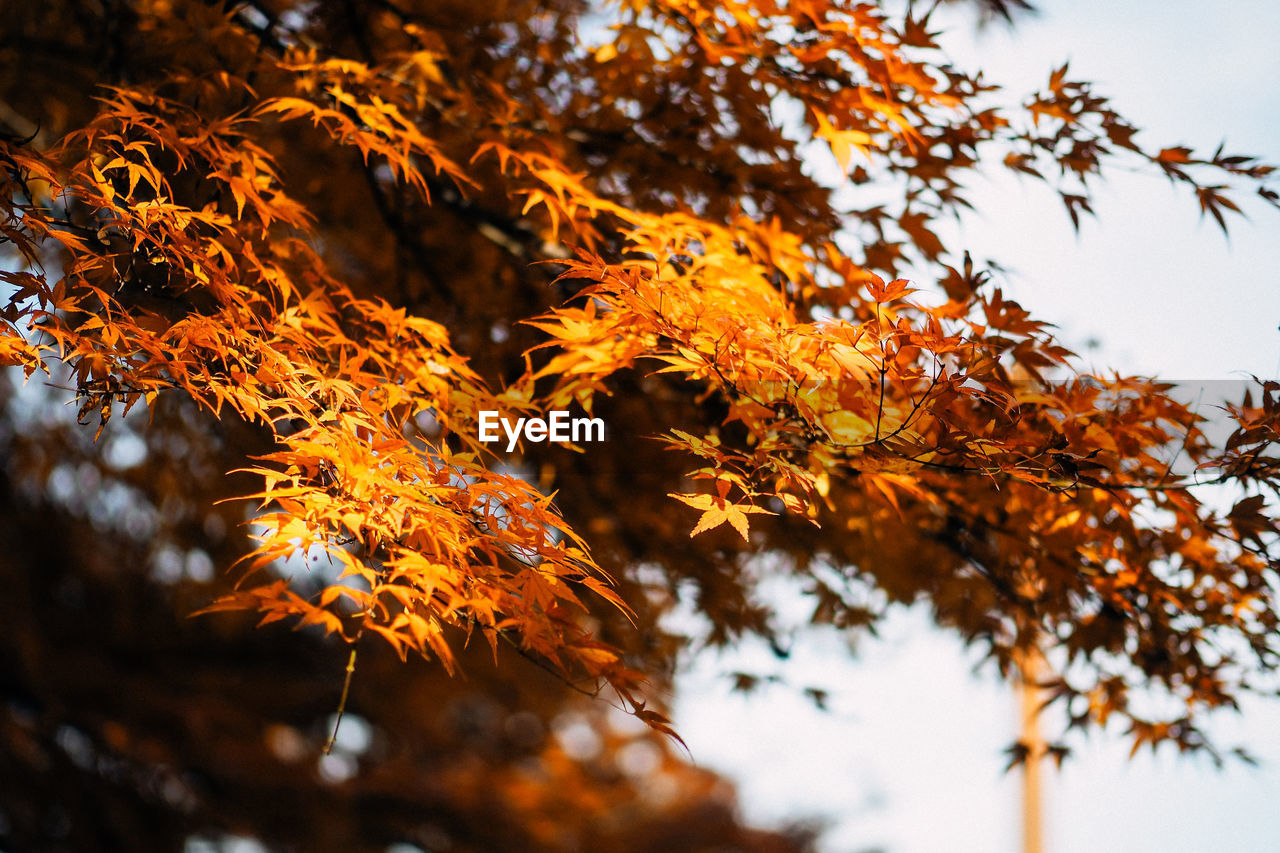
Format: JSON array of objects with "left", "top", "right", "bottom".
[{"left": 672, "top": 3, "right": 1280, "bottom": 851}]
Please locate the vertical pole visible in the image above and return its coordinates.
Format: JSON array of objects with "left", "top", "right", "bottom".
[{"left": 1017, "top": 645, "right": 1046, "bottom": 853}]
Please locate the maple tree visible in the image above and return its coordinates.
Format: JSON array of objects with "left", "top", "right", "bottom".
[{"left": 2, "top": 0, "right": 1279, "bottom": 848}]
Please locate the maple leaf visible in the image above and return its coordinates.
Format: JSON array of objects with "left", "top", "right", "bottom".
[{"left": 669, "top": 480, "right": 774, "bottom": 541}]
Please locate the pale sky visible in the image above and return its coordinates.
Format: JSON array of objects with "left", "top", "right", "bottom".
[{"left": 673, "top": 3, "right": 1280, "bottom": 852}]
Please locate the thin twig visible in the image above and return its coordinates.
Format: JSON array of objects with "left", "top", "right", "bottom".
[
  {"left": 1156, "top": 386, "right": 1203, "bottom": 488},
  {"left": 323, "top": 645, "right": 359, "bottom": 755}
]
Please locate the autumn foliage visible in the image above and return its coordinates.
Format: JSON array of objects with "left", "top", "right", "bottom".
[{"left": 2, "top": 0, "right": 1279, "bottom": 848}]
